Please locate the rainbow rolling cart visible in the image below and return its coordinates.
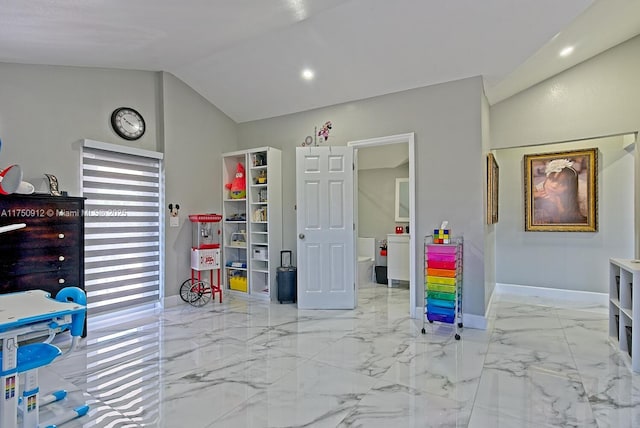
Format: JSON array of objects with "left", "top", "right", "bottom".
[{"left": 422, "top": 234, "right": 463, "bottom": 340}]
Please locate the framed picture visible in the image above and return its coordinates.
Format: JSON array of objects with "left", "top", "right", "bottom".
[
  {"left": 524, "top": 148, "right": 598, "bottom": 232},
  {"left": 487, "top": 153, "right": 499, "bottom": 224}
]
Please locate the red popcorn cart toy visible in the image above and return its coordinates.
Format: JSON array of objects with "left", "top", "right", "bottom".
[{"left": 179, "top": 214, "right": 223, "bottom": 306}]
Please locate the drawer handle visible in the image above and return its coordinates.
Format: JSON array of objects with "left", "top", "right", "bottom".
[
  {"left": 58, "top": 278, "right": 65, "bottom": 284},
  {"left": 58, "top": 256, "right": 65, "bottom": 262},
  {"left": 58, "top": 233, "right": 65, "bottom": 239}
]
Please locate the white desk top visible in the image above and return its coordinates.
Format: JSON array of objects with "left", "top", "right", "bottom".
[{"left": 0, "top": 290, "right": 84, "bottom": 333}]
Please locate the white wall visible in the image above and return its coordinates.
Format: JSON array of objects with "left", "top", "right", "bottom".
[
  {"left": 358, "top": 164, "right": 409, "bottom": 241},
  {"left": 490, "top": 34, "right": 640, "bottom": 295},
  {"left": 481, "top": 93, "right": 495, "bottom": 309},
  {"left": 494, "top": 136, "right": 633, "bottom": 293},
  {"left": 0, "top": 63, "right": 159, "bottom": 193},
  {"left": 0, "top": 64, "right": 238, "bottom": 300},
  {"left": 238, "top": 77, "right": 487, "bottom": 317},
  {"left": 161, "top": 72, "right": 238, "bottom": 298}
]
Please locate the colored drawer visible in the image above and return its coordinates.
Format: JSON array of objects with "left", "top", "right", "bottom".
[
  {"left": 427, "top": 290, "right": 455, "bottom": 301},
  {"left": 427, "top": 260, "right": 456, "bottom": 269},
  {"left": 427, "top": 304, "right": 455, "bottom": 316},
  {"left": 426, "top": 245, "right": 458, "bottom": 254},
  {"left": 428, "top": 298, "right": 455, "bottom": 309},
  {"left": 426, "top": 276, "right": 457, "bottom": 285},
  {"left": 427, "top": 312, "right": 455, "bottom": 324},
  {"left": 426, "top": 283, "right": 456, "bottom": 293},
  {"left": 427, "top": 253, "right": 457, "bottom": 262},
  {"left": 427, "top": 268, "right": 456, "bottom": 277}
]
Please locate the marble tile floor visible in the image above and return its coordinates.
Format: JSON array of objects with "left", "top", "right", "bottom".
[{"left": 29, "top": 283, "right": 640, "bottom": 427}]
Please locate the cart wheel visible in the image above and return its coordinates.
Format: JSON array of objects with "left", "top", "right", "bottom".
[
  {"left": 458, "top": 322, "right": 463, "bottom": 328},
  {"left": 428, "top": 320, "right": 433, "bottom": 324},
  {"left": 180, "top": 279, "right": 201, "bottom": 303},
  {"left": 190, "top": 280, "right": 212, "bottom": 307},
  {"left": 180, "top": 279, "right": 211, "bottom": 307},
  {"left": 455, "top": 334, "right": 461, "bottom": 340},
  {"left": 421, "top": 328, "right": 426, "bottom": 334}
]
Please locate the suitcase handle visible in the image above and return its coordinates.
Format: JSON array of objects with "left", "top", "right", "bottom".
[{"left": 281, "top": 250, "right": 292, "bottom": 267}]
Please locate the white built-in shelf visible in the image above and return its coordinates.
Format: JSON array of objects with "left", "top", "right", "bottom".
[
  {"left": 609, "top": 258, "right": 640, "bottom": 372},
  {"left": 222, "top": 147, "right": 282, "bottom": 301}
]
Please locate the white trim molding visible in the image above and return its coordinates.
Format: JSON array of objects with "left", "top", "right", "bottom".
[
  {"left": 496, "top": 283, "right": 608, "bottom": 306},
  {"left": 349, "top": 133, "right": 417, "bottom": 318}
]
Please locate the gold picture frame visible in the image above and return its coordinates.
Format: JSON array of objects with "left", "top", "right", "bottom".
[
  {"left": 524, "top": 148, "right": 598, "bottom": 232},
  {"left": 487, "top": 153, "right": 499, "bottom": 224}
]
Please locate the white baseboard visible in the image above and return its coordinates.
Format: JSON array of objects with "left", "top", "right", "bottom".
[
  {"left": 463, "top": 313, "right": 487, "bottom": 330},
  {"left": 496, "top": 283, "right": 608, "bottom": 306},
  {"left": 163, "top": 294, "right": 182, "bottom": 309}
]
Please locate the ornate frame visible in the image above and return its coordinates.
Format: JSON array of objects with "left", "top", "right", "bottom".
[{"left": 524, "top": 148, "right": 598, "bottom": 232}]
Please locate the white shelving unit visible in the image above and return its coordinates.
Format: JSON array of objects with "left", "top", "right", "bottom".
[
  {"left": 609, "top": 258, "right": 640, "bottom": 372},
  {"left": 222, "top": 147, "right": 282, "bottom": 300}
]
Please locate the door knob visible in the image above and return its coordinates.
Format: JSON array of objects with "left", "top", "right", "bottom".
[{"left": 298, "top": 233, "right": 305, "bottom": 239}]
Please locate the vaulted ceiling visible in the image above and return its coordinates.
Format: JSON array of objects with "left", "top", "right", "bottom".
[{"left": 1, "top": 0, "right": 639, "bottom": 123}]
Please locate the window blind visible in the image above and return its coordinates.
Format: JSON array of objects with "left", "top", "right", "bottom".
[{"left": 82, "top": 144, "right": 162, "bottom": 316}]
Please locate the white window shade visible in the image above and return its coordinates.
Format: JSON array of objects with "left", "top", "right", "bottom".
[{"left": 82, "top": 143, "right": 163, "bottom": 316}]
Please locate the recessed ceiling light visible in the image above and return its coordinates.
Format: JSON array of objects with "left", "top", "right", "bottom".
[
  {"left": 559, "top": 46, "right": 574, "bottom": 57},
  {"left": 302, "top": 69, "right": 314, "bottom": 80}
]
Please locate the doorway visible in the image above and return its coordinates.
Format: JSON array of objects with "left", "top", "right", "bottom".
[{"left": 348, "top": 133, "right": 417, "bottom": 318}]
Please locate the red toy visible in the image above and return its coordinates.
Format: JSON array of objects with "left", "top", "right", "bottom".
[{"left": 225, "top": 163, "right": 246, "bottom": 199}]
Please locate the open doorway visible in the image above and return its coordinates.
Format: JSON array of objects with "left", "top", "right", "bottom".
[{"left": 348, "top": 133, "right": 416, "bottom": 318}]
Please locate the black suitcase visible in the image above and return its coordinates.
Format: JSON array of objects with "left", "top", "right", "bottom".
[{"left": 277, "top": 250, "right": 297, "bottom": 303}]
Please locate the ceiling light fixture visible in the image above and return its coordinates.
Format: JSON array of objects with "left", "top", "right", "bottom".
[
  {"left": 302, "top": 69, "right": 314, "bottom": 80},
  {"left": 559, "top": 46, "right": 574, "bottom": 57}
]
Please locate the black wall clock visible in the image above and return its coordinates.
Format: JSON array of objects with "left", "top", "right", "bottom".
[{"left": 111, "top": 107, "right": 145, "bottom": 140}]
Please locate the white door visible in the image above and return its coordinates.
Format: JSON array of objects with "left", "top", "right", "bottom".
[{"left": 296, "top": 146, "right": 355, "bottom": 309}]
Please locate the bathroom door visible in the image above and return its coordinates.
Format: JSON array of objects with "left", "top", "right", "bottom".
[{"left": 296, "top": 146, "right": 355, "bottom": 309}]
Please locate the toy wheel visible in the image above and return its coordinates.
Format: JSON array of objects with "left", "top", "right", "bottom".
[
  {"left": 455, "top": 334, "right": 461, "bottom": 340},
  {"left": 428, "top": 320, "right": 433, "bottom": 324},
  {"left": 458, "top": 322, "right": 463, "bottom": 328},
  {"left": 421, "top": 328, "right": 426, "bottom": 334}
]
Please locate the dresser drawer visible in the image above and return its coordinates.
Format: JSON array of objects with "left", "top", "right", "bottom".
[
  {"left": 0, "top": 270, "right": 81, "bottom": 297},
  {"left": 0, "top": 223, "right": 80, "bottom": 250},
  {"left": 0, "top": 247, "right": 79, "bottom": 276}
]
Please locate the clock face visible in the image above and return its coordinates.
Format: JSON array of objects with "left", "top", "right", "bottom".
[{"left": 111, "top": 107, "right": 145, "bottom": 140}]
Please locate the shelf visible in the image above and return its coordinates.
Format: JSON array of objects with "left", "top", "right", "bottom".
[
  {"left": 225, "top": 244, "right": 247, "bottom": 249},
  {"left": 224, "top": 221, "right": 247, "bottom": 224},
  {"left": 222, "top": 148, "right": 282, "bottom": 302},
  {"left": 609, "top": 258, "right": 640, "bottom": 372}
]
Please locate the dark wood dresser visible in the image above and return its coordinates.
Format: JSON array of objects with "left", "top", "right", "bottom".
[{"left": 0, "top": 194, "right": 85, "bottom": 299}]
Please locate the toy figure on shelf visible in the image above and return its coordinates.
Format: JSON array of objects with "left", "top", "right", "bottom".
[{"left": 225, "top": 163, "right": 246, "bottom": 199}]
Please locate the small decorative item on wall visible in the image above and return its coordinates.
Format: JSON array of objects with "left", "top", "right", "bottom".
[
  {"left": 524, "top": 147, "right": 598, "bottom": 232},
  {"left": 301, "top": 120, "right": 332, "bottom": 146},
  {"left": 487, "top": 153, "right": 499, "bottom": 224}
]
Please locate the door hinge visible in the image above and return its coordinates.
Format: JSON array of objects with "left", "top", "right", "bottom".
[{"left": 352, "top": 163, "right": 355, "bottom": 170}]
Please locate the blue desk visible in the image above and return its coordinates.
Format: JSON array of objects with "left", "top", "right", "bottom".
[{"left": 0, "top": 289, "right": 86, "bottom": 428}]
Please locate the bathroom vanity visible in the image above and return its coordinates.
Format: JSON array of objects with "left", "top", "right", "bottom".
[{"left": 387, "top": 234, "right": 410, "bottom": 287}]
